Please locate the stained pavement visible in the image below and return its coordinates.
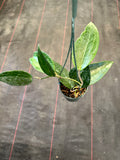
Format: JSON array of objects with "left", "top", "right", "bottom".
[{"left": 0, "top": 0, "right": 120, "bottom": 160}]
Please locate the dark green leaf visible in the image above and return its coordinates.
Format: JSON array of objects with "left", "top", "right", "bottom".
[
  {"left": 72, "top": 22, "right": 99, "bottom": 70},
  {"left": 69, "top": 66, "right": 91, "bottom": 88},
  {"left": 37, "top": 46, "right": 55, "bottom": 76},
  {"left": 0, "top": 71, "right": 32, "bottom": 86},
  {"left": 29, "top": 46, "right": 76, "bottom": 89},
  {"left": 69, "top": 68, "right": 80, "bottom": 83},
  {"left": 89, "top": 61, "right": 113, "bottom": 85},
  {"left": 80, "top": 66, "right": 91, "bottom": 88},
  {"left": 29, "top": 52, "right": 75, "bottom": 89}
]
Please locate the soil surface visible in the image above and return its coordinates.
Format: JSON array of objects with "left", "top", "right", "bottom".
[
  {"left": 0, "top": 0, "right": 120, "bottom": 160},
  {"left": 60, "top": 82, "right": 87, "bottom": 98}
]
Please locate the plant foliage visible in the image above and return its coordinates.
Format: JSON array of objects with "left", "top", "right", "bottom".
[
  {"left": 0, "top": 22, "right": 113, "bottom": 95},
  {"left": 0, "top": 71, "right": 32, "bottom": 86},
  {"left": 37, "top": 46, "right": 55, "bottom": 76},
  {"left": 72, "top": 22, "right": 99, "bottom": 70}
]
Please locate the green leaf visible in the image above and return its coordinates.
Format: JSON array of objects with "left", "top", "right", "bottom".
[
  {"left": 29, "top": 51, "right": 75, "bottom": 89},
  {"left": 37, "top": 46, "right": 55, "bottom": 76},
  {"left": 80, "top": 66, "right": 91, "bottom": 88},
  {"left": 69, "top": 66, "right": 91, "bottom": 88},
  {"left": 69, "top": 68, "right": 78, "bottom": 80},
  {"left": 29, "top": 51, "right": 44, "bottom": 73},
  {"left": 89, "top": 61, "right": 113, "bottom": 85},
  {"left": 72, "top": 22, "right": 99, "bottom": 70},
  {"left": 29, "top": 46, "right": 76, "bottom": 89},
  {"left": 54, "top": 61, "right": 75, "bottom": 89},
  {"left": 69, "top": 68, "right": 80, "bottom": 85},
  {"left": 0, "top": 71, "right": 32, "bottom": 86}
]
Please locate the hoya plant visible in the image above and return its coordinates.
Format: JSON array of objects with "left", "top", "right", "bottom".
[{"left": 0, "top": 22, "right": 113, "bottom": 101}]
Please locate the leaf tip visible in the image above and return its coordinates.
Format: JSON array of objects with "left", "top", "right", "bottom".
[
  {"left": 107, "top": 61, "right": 114, "bottom": 67},
  {"left": 111, "top": 61, "right": 114, "bottom": 64},
  {"left": 38, "top": 44, "right": 41, "bottom": 53},
  {"left": 33, "top": 51, "right": 38, "bottom": 56}
]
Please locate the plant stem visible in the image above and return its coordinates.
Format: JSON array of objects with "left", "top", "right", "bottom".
[
  {"left": 34, "top": 76, "right": 50, "bottom": 80},
  {"left": 78, "top": 70, "right": 83, "bottom": 86},
  {"left": 55, "top": 72, "right": 82, "bottom": 87},
  {"left": 34, "top": 73, "right": 83, "bottom": 88}
]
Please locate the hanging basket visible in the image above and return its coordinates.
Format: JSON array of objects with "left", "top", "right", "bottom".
[{"left": 59, "top": 81, "right": 87, "bottom": 102}]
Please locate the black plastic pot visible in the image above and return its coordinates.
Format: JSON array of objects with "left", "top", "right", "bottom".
[{"left": 59, "top": 81, "right": 87, "bottom": 102}]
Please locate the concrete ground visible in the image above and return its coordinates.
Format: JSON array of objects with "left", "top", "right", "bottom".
[{"left": 0, "top": 0, "right": 120, "bottom": 160}]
